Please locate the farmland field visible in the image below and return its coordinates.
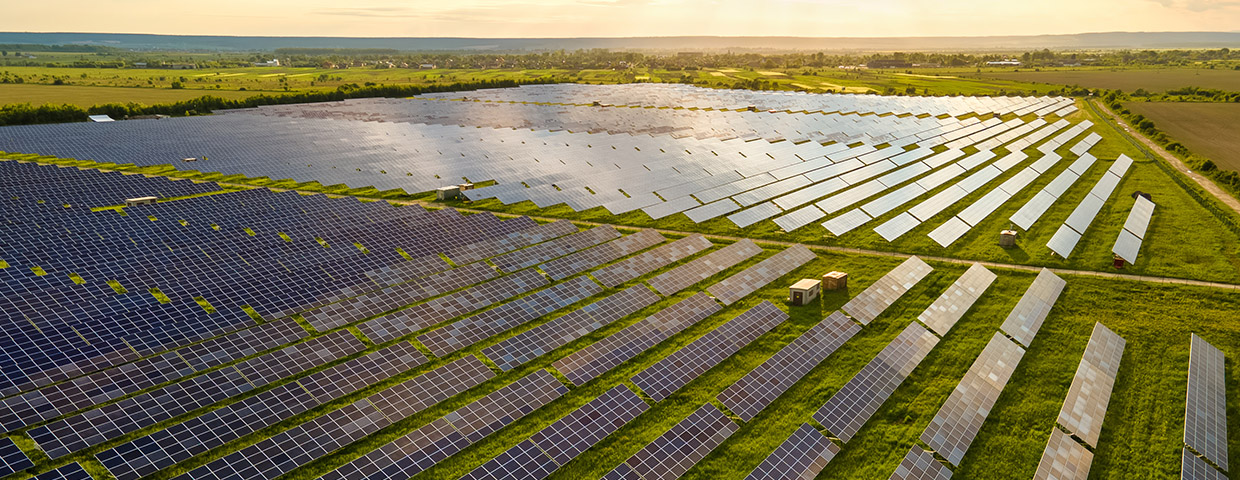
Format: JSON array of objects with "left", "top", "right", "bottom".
[
  {"left": 1124, "top": 101, "right": 1240, "bottom": 171},
  {"left": 966, "top": 67, "right": 1240, "bottom": 92},
  {"left": 0, "top": 83, "right": 258, "bottom": 107}
]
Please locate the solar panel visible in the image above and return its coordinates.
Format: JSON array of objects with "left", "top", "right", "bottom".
[
  {"left": 824, "top": 209, "right": 874, "bottom": 236},
  {"left": 773, "top": 205, "right": 828, "bottom": 232},
  {"left": 647, "top": 239, "right": 763, "bottom": 296},
  {"left": 813, "top": 322, "right": 940, "bottom": 442},
  {"left": 1183, "top": 449, "right": 1229, "bottom": 480},
  {"left": 718, "top": 312, "right": 860, "bottom": 421},
  {"left": 31, "top": 462, "right": 92, "bottom": 480},
  {"left": 1123, "top": 196, "right": 1156, "bottom": 238},
  {"left": 1109, "top": 154, "right": 1134, "bottom": 177},
  {"left": 643, "top": 195, "right": 703, "bottom": 220},
  {"left": 957, "top": 188, "right": 1012, "bottom": 227},
  {"left": 462, "top": 384, "right": 649, "bottom": 480},
  {"left": 319, "top": 369, "right": 567, "bottom": 480},
  {"left": 553, "top": 293, "right": 721, "bottom": 385},
  {"left": 841, "top": 256, "right": 933, "bottom": 325},
  {"left": 685, "top": 198, "right": 743, "bottom": 223},
  {"left": 921, "top": 333, "right": 1025, "bottom": 466},
  {"left": 483, "top": 284, "right": 660, "bottom": 371},
  {"left": 1064, "top": 192, "right": 1106, "bottom": 233},
  {"left": 0, "top": 437, "right": 33, "bottom": 476},
  {"left": 1055, "top": 322, "right": 1125, "bottom": 448},
  {"left": 1010, "top": 190, "right": 1060, "bottom": 231},
  {"left": 875, "top": 212, "right": 923, "bottom": 242},
  {"left": 917, "top": 264, "right": 997, "bottom": 336},
  {"left": 928, "top": 216, "right": 972, "bottom": 248},
  {"left": 539, "top": 229, "right": 665, "bottom": 280},
  {"left": 729, "top": 202, "right": 785, "bottom": 228},
  {"left": 632, "top": 301, "right": 787, "bottom": 401},
  {"left": 592, "top": 234, "right": 713, "bottom": 288},
  {"left": 890, "top": 446, "right": 954, "bottom": 480},
  {"left": 490, "top": 225, "right": 621, "bottom": 272},
  {"left": 1047, "top": 224, "right": 1083, "bottom": 258},
  {"left": 1185, "top": 334, "right": 1229, "bottom": 472},
  {"left": 614, "top": 404, "right": 738, "bottom": 480},
  {"left": 999, "top": 269, "right": 1066, "bottom": 347},
  {"left": 1033, "top": 428, "right": 1094, "bottom": 480},
  {"left": 745, "top": 423, "right": 839, "bottom": 480},
  {"left": 707, "top": 245, "right": 816, "bottom": 305},
  {"left": 1113, "top": 229, "right": 1143, "bottom": 265}
]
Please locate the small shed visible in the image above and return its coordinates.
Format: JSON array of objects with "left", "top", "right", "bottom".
[
  {"left": 435, "top": 186, "right": 462, "bottom": 201},
  {"left": 822, "top": 271, "right": 848, "bottom": 291},
  {"left": 125, "top": 196, "right": 157, "bottom": 207},
  {"left": 790, "top": 279, "right": 821, "bottom": 306},
  {"left": 88, "top": 115, "right": 115, "bottom": 123}
]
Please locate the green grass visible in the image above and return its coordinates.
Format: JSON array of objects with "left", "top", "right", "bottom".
[{"left": 0, "top": 83, "right": 258, "bottom": 107}]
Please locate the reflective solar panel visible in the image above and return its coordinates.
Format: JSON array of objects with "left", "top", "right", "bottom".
[
  {"left": 31, "top": 462, "right": 92, "bottom": 480},
  {"left": 540, "top": 229, "right": 665, "bottom": 280},
  {"left": 1185, "top": 334, "right": 1229, "bottom": 472},
  {"left": 707, "top": 245, "right": 817, "bottom": 305},
  {"left": 1182, "top": 449, "right": 1228, "bottom": 480},
  {"left": 728, "top": 202, "right": 785, "bottom": 228},
  {"left": 1010, "top": 190, "right": 1060, "bottom": 231},
  {"left": 813, "top": 322, "right": 939, "bottom": 441},
  {"left": 1123, "top": 196, "right": 1155, "bottom": 239},
  {"left": 1109, "top": 154, "right": 1134, "bottom": 177},
  {"left": 1113, "top": 229, "right": 1143, "bottom": 265},
  {"left": 647, "top": 239, "right": 763, "bottom": 296},
  {"left": 746, "top": 423, "right": 839, "bottom": 480},
  {"left": 592, "top": 234, "right": 713, "bottom": 288},
  {"left": 615, "top": 404, "right": 738, "bottom": 480},
  {"left": 875, "top": 212, "right": 923, "bottom": 242},
  {"left": 632, "top": 301, "right": 787, "bottom": 401},
  {"left": 685, "top": 198, "right": 743, "bottom": 223},
  {"left": 841, "top": 256, "right": 933, "bottom": 325},
  {"left": 928, "top": 216, "right": 972, "bottom": 248},
  {"left": 718, "top": 312, "right": 860, "bottom": 421},
  {"left": 773, "top": 205, "right": 828, "bottom": 232},
  {"left": 1047, "top": 224, "right": 1083, "bottom": 258},
  {"left": 921, "top": 333, "right": 1025, "bottom": 466},
  {"left": 1033, "top": 428, "right": 1094, "bottom": 480},
  {"left": 917, "top": 264, "right": 996, "bottom": 336},
  {"left": 1055, "top": 322, "right": 1125, "bottom": 448},
  {"left": 824, "top": 208, "right": 874, "bottom": 236},
  {"left": 0, "top": 437, "right": 33, "bottom": 476},
  {"left": 998, "top": 269, "right": 1066, "bottom": 347},
  {"left": 890, "top": 446, "right": 954, "bottom": 480}
]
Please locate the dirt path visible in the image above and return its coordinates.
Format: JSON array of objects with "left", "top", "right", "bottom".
[{"left": 1089, "top": 99, "right": 1240, "bottom": 216}]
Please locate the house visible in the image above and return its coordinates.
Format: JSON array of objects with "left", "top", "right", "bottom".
[
  {"left": 253, "top": 59, "right": 280, "bottom": 67},
  {"left": 419, "top": 64, "right": 437, "bottom": 69},
  {"left": 132, "top": 62, "right": 148, "bottom": 68},
  {"left": 986, "top": 59, "right": 1022, "bottom": 66}
]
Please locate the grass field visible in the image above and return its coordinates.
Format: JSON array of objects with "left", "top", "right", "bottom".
[
  {"left": 1124, "top": 101, "right": 1240, "bottom": 171},
  {"left": 965, "top": 67, "right": 1240, "bottom": 92},
  {"left": 0, "top": 83, "right": 259, "bottom": 107},
  {"left": 0, "top": 65, "right": 1063, "bottom": 108}
]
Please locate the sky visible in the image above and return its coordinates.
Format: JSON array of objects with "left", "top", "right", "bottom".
[{"left": 5, "top": 0, "right": 1240, "bottom": 38}]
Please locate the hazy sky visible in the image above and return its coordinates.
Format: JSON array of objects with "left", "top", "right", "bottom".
[{"left": 6, "top": 0, "right": 1240, "bottom": 37}]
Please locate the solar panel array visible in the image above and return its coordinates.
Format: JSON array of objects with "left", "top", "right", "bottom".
[
  {"left": 917, "top": 264, "right": 996, "bottom": 336},
  {"left": 1184, "top": 449, "right": 1229, "bottom": 480},
  {"left": 1033, "top": 322, "right": 1125, "bottom": 480},
  {"left": 919, "top": 333, "right": 1026, "bottom": 465},
  {"left": 890, "top": 445, "right": 954, "bottom": 480},
  {"left": 1113, "top": 195, "right": 1155, "bottom": 264},
  {"left": 0, "top": 436, "right": 33, "bottom": 476},
  {"left": 591, "top": 234, "right": 714, "bottom": 288},
  {"left": 607, "top": 403, "right": 739, "bottom": 480},
  {"left": 999, "top": 269, "right": 1067, "bottom": 347},
  {"left": 1009, "top": 151, "right": 1099, "bottom": 230},
  {"left": 1033, "top": 428, "right": 1093, "bottom": 480},
  {"left": 461, "top": 384, "right": 649, "bottom": 480},
  {"left": 813, "top": 322, "right": 940, "bottom": 442},
  {"left": 745, "top": 423, "right": 840, "bottom": 480},
  {"left": 318, "top": 369, "right": 568, "bottom": 480},
  {"left": 705, "top": 244, "right": 816, "bottom": 305},
  {"left": 1047, "top": 154, "right": 1134, "bottom": 258},
  {"left": 0, "top": 160, "right": 222, "bottom": 208},
  {"left": 0, "top": 83, "right": 1073, "bottom": 226},
  {"left": 647, "top": 238, "right": 763, "bottom": 295},
  {"left": 1185, "top": 334, "right": 1229, "bottom": 475},
  {"left": 841, "top": 256, "right": 933, "bottom": 324},
  {"left": 553, "top": 293, "right": 722, "bottom": 385},
  {"left": 718, "top": 311, "right": 860, "bottom": 422},
  {"left": 540, "top": 228, "right": 665, "bottom": 280},
  {"left": 631, "top": 301, "right": 787, "bottom": 401}
]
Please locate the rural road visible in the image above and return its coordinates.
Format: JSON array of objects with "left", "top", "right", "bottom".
[{"left": 1089, "top": 98, "right": 1240, "bottom": 216}]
